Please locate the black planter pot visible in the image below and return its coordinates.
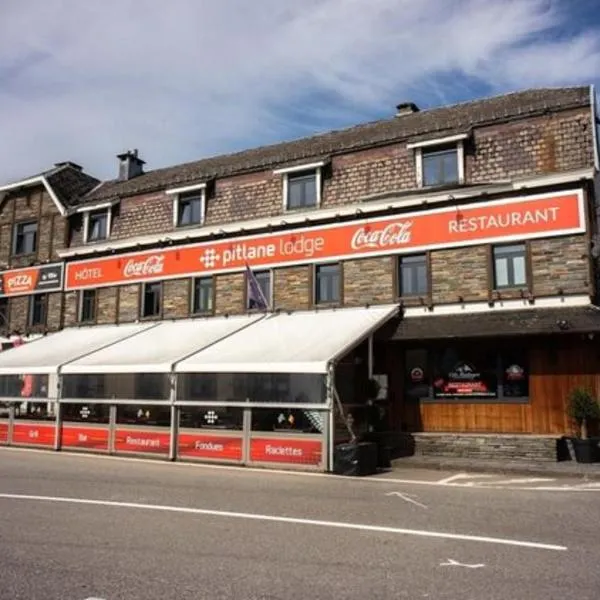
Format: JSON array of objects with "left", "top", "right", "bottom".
[{"left": 571, "top": 437, "right": 600, "bottom": 463}]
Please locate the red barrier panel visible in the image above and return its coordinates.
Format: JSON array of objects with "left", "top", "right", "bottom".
[
  {"left": 250, "top": 438, "right": 322, "bottom": 466},
  {"left": 114, "top": 429, "right": 170, "bottom": 454},
  {"left": 12, "top": 422, "right": 55, "bottom": 446},
  {"left": 61, "top": 425, "right": 109, "bottom": 451},
  {"left": 178, "top": 433, "right": 243, "bottom": 461},
  {"left": 0, "top": 421, "right": 8, "bottom": 444}
]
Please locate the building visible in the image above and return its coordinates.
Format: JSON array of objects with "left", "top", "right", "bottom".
[{"left": 0, "top": 85, "right": 599, "bottom": 469}]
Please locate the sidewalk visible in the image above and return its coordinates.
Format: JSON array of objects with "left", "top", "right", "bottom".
[{"left": 391, "top": 454, "right": 600, "bottom": 480}]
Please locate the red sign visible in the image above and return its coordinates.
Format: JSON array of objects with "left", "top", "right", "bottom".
[
  {"left": 178, "top": 433, "right": 243, "bottom": 461},
  {"left": 61, "top": 425, "right": 109, "bottom": 451},
  {"left": 0, "top": 421, "right": 8, "bottom": 444},
  {"left": 0, "top": 263, "right": 64, "bottom": 297},
  {"left": 114, "top": 428, "right": 170, "bottom": 454},
  {"left": 12, "top": 422, "right": 56, "bottom": 446},
  {"left": 250, "top": 438, "right": 322, "bottom": 466},
  {"left": 65, "top": 191, "right": 584, "bottom": 290}
]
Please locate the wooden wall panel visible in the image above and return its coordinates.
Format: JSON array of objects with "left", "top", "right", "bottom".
[{"left": 419, "top": 402, "right": 531, "bottom": 433}]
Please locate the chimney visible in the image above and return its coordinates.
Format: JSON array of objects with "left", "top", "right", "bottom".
[
  {"left": 395, "top": 102, "right": 420, "bottom": 117},
  {"left": 117, "top": 149, "right": 145, "bottom": 181}
]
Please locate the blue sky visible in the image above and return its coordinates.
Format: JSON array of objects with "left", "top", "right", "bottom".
[{"left": 1, "top": 0, "right": 600, "bottom": 183}]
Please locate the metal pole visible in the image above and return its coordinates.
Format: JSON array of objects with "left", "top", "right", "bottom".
[
  {"left": 327, "top": 362, "right": 335, "bottom": 473},
  {"left": 7, "top": 403, "right": 14, "bottom": 445},
  {"left": 108, "top": 403, "right": 117, "bottom": 454},
  {"left": 367, "top": 334, "right": 374, "bottom": 379},
  {"left": 53, "top": 373, "right": 62, "bottom": 451},
  {"left": 168, "top": 373, "right": 178, "bottom": 462}
]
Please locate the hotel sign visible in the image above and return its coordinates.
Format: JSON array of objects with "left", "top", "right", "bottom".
[
  {"left": 65, "top": 190, "right": 585, "bottom": 290},
  {"left": 0, "top": 263, "right": 64, "bottom": 297}
]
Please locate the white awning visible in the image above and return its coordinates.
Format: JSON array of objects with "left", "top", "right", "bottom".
[
  {"left": 0, "top": 323, "right": 156, "bottom": 375},
  {"left": 174, "top": 305, "right": 399, "bottom": 374},
  {"left": 61, "top": 315, "right": 263, "bottom": 374}
]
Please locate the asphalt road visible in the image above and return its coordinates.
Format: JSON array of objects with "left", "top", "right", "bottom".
[{"left": 1, "top": 449, "right": 599, "bottom": 600}]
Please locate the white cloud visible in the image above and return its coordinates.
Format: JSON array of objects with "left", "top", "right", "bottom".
[{"left": 0, "top": 0, "right": 599, "bottom": 182}]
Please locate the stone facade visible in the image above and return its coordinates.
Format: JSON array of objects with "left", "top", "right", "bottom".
[
  {"left": 117, "top": 285, "right": 140, "bottom": 323},
  {"left": 530, "top": 235, "right": 589, "bottom": 297},
  {"left": 431, "top": 245, "right": 490, "bottom": 304},
  {"left": 411, "top": 433, "right": 558, "bottom": 462},
  {"left": 274, "top": 266, "right": 311, "bottom": 311},
  {"left": 97, "top": 288, "right": 118, "bottom": 325},
  {"left": 47, "top": 292, "right": 63, "bottom": 330},
  {"left": 163, "top": 278, "right": 190, "bottom": 319},
  {"left": 215, "top": 273, "right": 245, "bottom": 315},
  {"left": 343, "top": 257, "right": 395, "bottom": 306}
]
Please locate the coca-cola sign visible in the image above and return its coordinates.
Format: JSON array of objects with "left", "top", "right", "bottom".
[
  {"left": 350, "top": 221, "right": 413, "bottom": 250},
  {"left": 123, "top": 255, "right": 165, "bottom": 278},
  {"left": 65, "top": 190, "right": 584, "bottom": 290}
]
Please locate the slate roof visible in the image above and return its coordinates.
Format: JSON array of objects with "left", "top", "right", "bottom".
[
  {"left": 2, "top": 162, "right": 100, "bottom": 211},
  {"left": 80, "top": 85, "right": 591, "bottom": 205},
  {"left": 384, "top": 306, "right": 600, "bottom": 340},
  {"left": 44, "top": 164, "right": 100, "bottom": 209}
]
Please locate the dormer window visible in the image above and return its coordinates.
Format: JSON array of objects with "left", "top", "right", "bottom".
[
  {"left": 274, "top": 161, "right": 325, "bottom": 211},
  {"left": 167, "top": 183, "right": 206, "bottom": 228},
  {"left": 408, "top": 133, "right": 467, "bottom": 188},
  {"left": 79, "top": 202, "right": 115, "bottom": 244},
  {"left": 86, "top": 210, "right": 109, "bottom": 242}
]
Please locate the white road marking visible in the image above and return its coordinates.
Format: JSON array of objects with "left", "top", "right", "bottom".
[
  {"left": 480, "top": 477, "right": 556, "bottom": 486},
  {"left": 385, "top": 491, "right": 428, "bottom": 509},
  {"left": 436, "top": 473, "right": 494, "bottom": 484},
  {"left": 440, "top": 558, "right": 485, "bottom": 569},
  {"left": 0, "top": 492, "right": 567, "bottom": 552},
  {"left": 1, "top": 447, "right": 599, "bottom": 493}
]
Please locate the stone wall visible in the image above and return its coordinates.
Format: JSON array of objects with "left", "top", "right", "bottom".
[
  {"left": 117, "top": 285, "right": 140, "bottom": 323},
  {"left": 343, "top": 257, "right": 395, "bottom": 306},
  {"left": 431, "top": 245, "right": 490, "bottom": 304},
  {"left": 163, "top": 278, "right": 190, "bottom": 319},
  {"left": 215, "top": 273, "right": 245, "bottom": 315},
  {"left": 411, "top": 433, "right": 558, "bottom": 462},
  {"left": 274, "top": 266, "right": 311, "bottom": 311}
]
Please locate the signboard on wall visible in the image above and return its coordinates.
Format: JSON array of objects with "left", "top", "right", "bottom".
[
  {"left": 65, "top": 190, "right": 585, "bottom": 290},
  {"left": 0, "top": 263, "right": 64, "bottom": 297}
]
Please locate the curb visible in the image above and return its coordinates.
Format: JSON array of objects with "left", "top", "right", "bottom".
[{"left": 391, "top": 457, "right": 600, "bottom": 480}]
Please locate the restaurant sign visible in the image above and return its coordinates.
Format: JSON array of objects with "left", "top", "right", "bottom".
[
  {"left": 65, "top": 190, "right": 584, "bottom": 290},
  {"left": 0, "top": 263, "right": 64, "bottom": 297}
]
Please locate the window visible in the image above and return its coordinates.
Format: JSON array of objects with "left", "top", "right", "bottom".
[
  {"left": 422, "top": 146, "right": 459, "bottom": 187},
  {"left": 28, "top": 294, "right": 47, "bottom": 327},
  {"left": 0, "top": 298, "right": 8, "bottom": 331},
  {"left": 13, "top": 221, "right": 37, "bottom": 255},
  {"left": 493, "top": 244, "right": 527, "bottom": 289},
  {"left": 246, "top": 270, "right": 271, "bottom": 310},
  {"left": 404, "top": 345, "right": 529, "bottom": 401},
  {"left": 141, "top": 282, "right": 161, "bottom": 318},
  {"left": 274, "top": 162, "right": 325, "bottom": 211},
  {"left": 409, "top": 134, "right": 467, "bottom": 188},
  {"left": 398, "top": 254, "right": 428, "bottom": 297},
  {"left": 85, "top": 210, "right": 109, "bottom": 242},
  {"left": 287, "top": 171, "right": 318, "bottom": 210},
  {"left": 176, "top": 192, "right": 204, "bottom": 227},
  {"left": 192, "top": 277, "right": 213, "bottom": 314},
  {"left": 315, "top": 263, "right": 341, "bottom": 304},
  {"left": 79, "top": 289, "right": 96, "bottom": 323}
]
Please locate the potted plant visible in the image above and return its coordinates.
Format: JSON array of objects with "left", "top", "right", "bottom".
[{"left": 566, "top": 387, "right": 600, "bottom": 463}]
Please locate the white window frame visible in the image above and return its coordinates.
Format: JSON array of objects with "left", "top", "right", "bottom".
[
  {"left": 82, "top": 208, "right": 111, "bottom": 244},
  {"left": 273, "top": 161, "right": 325, "bottom": 211},
  {"left": 408, "top": 133, "right": 467, "bottom": 188},
  {"left": 166, "top": 182, "right": 207, "bottom": 229}
]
